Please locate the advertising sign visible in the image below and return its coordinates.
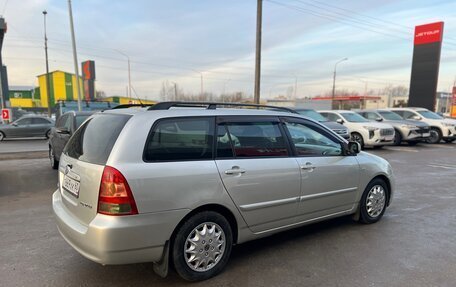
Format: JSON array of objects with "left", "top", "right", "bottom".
[
  {"left": 408, "top": 22, "right": 444, "bottom": 111},
  {"left": 2, "top": 108, "right": 10, "bottom": 120},
  {"left": 81, "top": 60, "right": 96, "bottom": 101}
]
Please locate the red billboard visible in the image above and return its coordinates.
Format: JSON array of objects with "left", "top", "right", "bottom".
[
  {"left": 414, "top": 22, "right": 444, "bottom": 45},
  {"left": 451, "top": 86, "right": 456, "bottom": 118}
]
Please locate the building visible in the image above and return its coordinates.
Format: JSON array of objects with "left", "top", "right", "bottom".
[
  {"left": 103, "top": 96, "right": 155, "bottom": 105},
  {"left": 8, "top": 86, "right": 40, "bottom": 108},
  {"left": 37, "top": 70, "right": 83, "bottom": 108}
]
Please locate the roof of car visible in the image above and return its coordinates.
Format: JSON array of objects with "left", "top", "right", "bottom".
[
  {"left": 388, "top": 107, "right": 428, "bottom": 111},
  {"left": 101, "top": 107, "right": 299, "bottom": 118},
  {"left": 318, "top": 110, "right": 357, "bottom": 113}
]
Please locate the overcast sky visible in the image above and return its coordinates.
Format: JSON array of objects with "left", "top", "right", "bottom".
[{"left": 2, "top": 0, "right": 456, "bottom": 100}]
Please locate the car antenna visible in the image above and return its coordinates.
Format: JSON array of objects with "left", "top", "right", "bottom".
[{"left": 131, "top": 85, "right": 144, "bottom": 107}]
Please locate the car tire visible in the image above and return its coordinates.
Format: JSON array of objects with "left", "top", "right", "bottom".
[
  {"left": 172, "top": 211, "right": 233, "bottom": 281},
  {"left": 45, "top": 129, "right": 51, "bottom": 139},
  {"left": 407, "top": 141, "right": 418, "bottom": 146},
  {"left": 351, "top": 132, "right": 364, "bottom": 149},
  {"left": 373, "top": 145, "right": 383, "bottom": 149},
  {"left": 0, "top": 131, "right": 4, "bottom": 141},
  {"left": 393, "top": 130, "right": 402, "bottom": 145},
  {"left": 49, "top": 146, "right": 59, "bottom": 170},
  {"left": 359, "top": 178, "right": 388, "bottom": 224},
  {"left": 427, "top": 128, "right": 442, "bottom": 144}
]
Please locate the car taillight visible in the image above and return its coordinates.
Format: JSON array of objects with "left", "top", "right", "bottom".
[{"left": 98, "top": 166, "right": 138, "bottom": 216}]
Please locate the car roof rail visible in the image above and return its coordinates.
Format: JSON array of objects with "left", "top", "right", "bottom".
[
  {"left": 147, "top": 101, "right": 298, "bottom": 114},
  {"left": 112, "top": 104, "right": 155, "bottom": 109}
]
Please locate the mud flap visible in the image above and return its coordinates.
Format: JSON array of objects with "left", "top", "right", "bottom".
[
  {"left": 153, "top": 241, "right": 169, "bottom": 278},
  {"left": 352, "top": 203, "right": 360, "bottom": 221}
]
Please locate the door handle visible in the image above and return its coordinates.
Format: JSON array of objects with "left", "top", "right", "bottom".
[
  {"left": 300, "top": 162, "right": 315, "bottom": 172},
  {"left": 225, "top": 166, "right": 246, "bottom": 175}
]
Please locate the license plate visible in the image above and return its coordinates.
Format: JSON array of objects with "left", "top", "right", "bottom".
[{"left": 63, "top": 175, "right": 80, "bottom": 198}]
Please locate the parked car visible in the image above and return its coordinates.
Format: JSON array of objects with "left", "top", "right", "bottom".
[
  {"left": 48, "top": 111, "right": 94, "bottom": 169},
  {"left": 389, "top": 107, "right": 456, "bottom": 143},
  {"left": 0, "top": 115, "right": 54, "bottom": 141},
  {"left": 53, "top": 102, "right": 394, "bottom": 281},
  {"left": 354, "top": 109, "right": 431, "bottom": 145},
  {"left": 295, "top": 108, "right": 350, "bottom": 139},
  {"left": 319, "top": 110, "right": 395, "bottom": 149}
]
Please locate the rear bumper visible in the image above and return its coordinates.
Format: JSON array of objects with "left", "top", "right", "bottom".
[{"left": 52, "top": 190, "right": 189, "bottom": 265}]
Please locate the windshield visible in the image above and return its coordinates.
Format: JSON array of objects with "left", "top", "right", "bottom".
[
  {"left": 417, "top": 110, "right": 443, "bottom": 119},
  {"left": 340, "top": 112, "right": 369, "bottom": 123},
  {"left": 297, "top": 110, "right": 328, "bottom": 122},
  {"left": 378, "top": 111, "right": 403, "bottom": 121}
]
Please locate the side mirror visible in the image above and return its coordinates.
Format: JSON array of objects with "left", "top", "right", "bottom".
[
  {"left": 56, "top": 127, "right": 70, "bottom": 134},
  {"left": 293, "top": 137, "right": 305, "bottom": 144},
  {"left": 336, "top": 119, "right": 344, "bottom": 124},
  {"left": 375, "top": 117, "right": 383, "bottom": 122},
  {"left": 347, "top": 141, "right": 361, "bottom": 155}
]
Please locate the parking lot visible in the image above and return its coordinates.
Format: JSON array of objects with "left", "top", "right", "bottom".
[{"left": 0, "top": 142, "right": 455, "bottom": 286}]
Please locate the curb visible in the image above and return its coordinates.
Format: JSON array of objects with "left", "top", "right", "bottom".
[{"left": 0, "top": 150, "right": 48, "bottom": 161}]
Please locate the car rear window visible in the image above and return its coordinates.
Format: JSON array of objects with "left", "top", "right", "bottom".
[
  {"left": 75, "top": 115, "right": 90, "bottom": 128},
  {"left": 64, "top": 114, "right": 131, "bottom": 165}
]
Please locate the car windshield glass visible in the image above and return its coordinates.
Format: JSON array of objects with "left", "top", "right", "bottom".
[
  {"left": 340, "top": 112, "right": 369, "bottom": 123},
  {"left": 75, "top": 115, "right": 90, "bottom": 128},
  {"left": 378, "top": 111, "right": 403, "bottom": 120},
  {"left": 297, "top": 110, "right": 328, "bottom": 122},
  {"left": 417, "top": 110, "right": 443, "bottom": 119}
]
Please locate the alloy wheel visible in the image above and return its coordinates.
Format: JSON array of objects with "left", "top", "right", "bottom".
[{"left": 365, "top": 185, "right": 386, "bottom": 218}]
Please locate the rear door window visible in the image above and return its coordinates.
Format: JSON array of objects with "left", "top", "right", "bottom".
[
  {"left": 223, "top": 121, "right": 289, "bottom": 158},
  {"left": 144, "top": 117, "right": 215, "bottom": 162},
  {"left": 64, "top": 114, "right": 131, "bottom": 165}
]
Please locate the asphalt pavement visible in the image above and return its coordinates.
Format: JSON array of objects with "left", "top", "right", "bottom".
[
  {"left": 0, "top": 143, "right": 456, "bottom": 286},
  {"left": 0, "top": 138, "right": 48, "bottom": 154}
]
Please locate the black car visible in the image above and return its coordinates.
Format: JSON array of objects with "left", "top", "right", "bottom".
[
  {"left": 48, "top": 111, "right": 94, "bottom": 169},
  {"left": 295, "top": 108, "right": 350, "bottom": 139}
]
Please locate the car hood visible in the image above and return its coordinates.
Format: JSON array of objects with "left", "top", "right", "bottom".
[
  {"left": 382, "top": 119, "right": 429, "bottom": 127},
  {"left": 354, "top": 121, "right": 393, "bottom": 129},
  {"left": 443, "top": 118, "right": 456, "bottom": 125},
  {"left": 320, "top": 121, "right": 347, "bottom": 130}
]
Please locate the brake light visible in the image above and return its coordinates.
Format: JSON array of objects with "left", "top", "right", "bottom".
[{"left": 98, "top": 166, "right": 138, "bottom": 216}]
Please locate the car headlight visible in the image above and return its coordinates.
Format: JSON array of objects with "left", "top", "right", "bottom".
[
  {"left": 363, "top": 126, "right": 379, "bottom": 131},
  {"left": 400, "top": 124, "right": 418, "bottom": 129},
  {"left": 442, "top": 122, "right": 456, "bottom": 127}
]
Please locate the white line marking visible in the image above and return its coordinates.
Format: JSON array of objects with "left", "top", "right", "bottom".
[
  {"left": 384, "top": 147, "right": 418, "bottom": 152},
  {"left": 427, "top": 164, "right": 456, "bottom": 170}
]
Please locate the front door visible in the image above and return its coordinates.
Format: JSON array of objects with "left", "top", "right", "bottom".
[
  {"left": 282, "top": 118, "right": 360, "bottom": 221},
  {"left": 214, "top": 117, "right": 301, "bottom": 233}
]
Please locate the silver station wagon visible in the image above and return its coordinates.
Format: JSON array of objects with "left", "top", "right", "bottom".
[{"left": 52, "top": 102, "right": 394, "bottom": 281}]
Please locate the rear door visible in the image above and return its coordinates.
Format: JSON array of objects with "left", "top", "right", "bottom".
[
  {"left": 8, "top": 118, "right": 33, "bottom": 137},
  {"left": 282, "top": 117, "right": 360, "bottom": 221},
  {"left": 58, "top": 113, "right": 131, "bottom": 225},
  {"left": 214, "top": 116, "right": 301, "bottom": 233}
]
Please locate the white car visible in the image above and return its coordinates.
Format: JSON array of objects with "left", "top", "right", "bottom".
[
  {"left": 319, "top": 110, "right": 395, "bottom": 148},
  {"left": 388, "top": 107, "right": 456, "bottom": 144}
]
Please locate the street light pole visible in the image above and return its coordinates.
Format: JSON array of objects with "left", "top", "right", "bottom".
[
  {"left": 114, "top": 50, "right": 132, "bottom": 100},
  {"left": 254, "top": 0, "right": 262, "bottom": 104},
  {"left": 331, "top": 57, "right": 348, "bottom": 109},
  {"left": 42, "top": 10, "right": 52, "bottom": 117},
  {"left": 67, "top": 0, "right": 82, "bottom": 111}
]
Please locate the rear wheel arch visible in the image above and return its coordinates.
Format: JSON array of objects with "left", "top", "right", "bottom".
[
  {"left": 170, "top": 204, "right": 239, "bottom": 246},
  {"left": 0, "top": 130, "right": 5, "bottom": 140}
]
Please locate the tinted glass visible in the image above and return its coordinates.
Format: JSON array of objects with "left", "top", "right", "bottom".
[
  {"left": 32, "top": 118, "right": 51, "bottom": 124},
  {"left": 144, "top": 117, "right": 214, "bottom": 161},
  {"left": 216, "top": 124, "right": 234, "bottom": 158},
  {"left": 285, "top": 122, "right": 342, "bottom": 156},
  {"left": 378, "top": 111, "right": 403, "bottom": 120},
  {"left": 297, "top": 110, "right": 328, "bottom": 122},
  {"left": 365, "top": 112, "right": 379, "bottom": 120},
  {"left": 340, "top": 112, "right": 369, "bottom": 123},
  {"left": 418, "top": 110, "right": 443, "bottom": 119},
  {"left": 402, "top": 111, "right": 416, "bottom": 119},
  {"left": 15, "top": 118, "right": 32, "bottom": 125},
  {"left": 64, "top": 114, "right": 131, "bottom": 165},
  {"left": 225, "top": 122, "right": 288, "bottom": 157},
  {"left": 75, "top": 115, "right": 90, "bottom": 128},
  {"left": 56, "top": 115, "right": 67, "bottom": 128}
]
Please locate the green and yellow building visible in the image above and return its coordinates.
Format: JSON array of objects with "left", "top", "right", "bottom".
[{"left": 37, "top": 70, "right": 83, "bottom": 108}]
